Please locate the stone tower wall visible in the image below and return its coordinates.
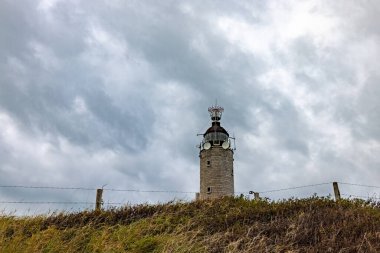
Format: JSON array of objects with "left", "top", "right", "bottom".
[{"left": 199, "top": 147, "right": 234, "bottom": 200}]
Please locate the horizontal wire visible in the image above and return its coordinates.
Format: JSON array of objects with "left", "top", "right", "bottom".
[
  {"left": 104, "top": 203, "right": 125, "bottom": 206},
  {"left": 338, "top": 182, "right": 380, "bottom": 189},
  {"left": 0, "top": 185, "right": 96, "bottom": 191},
  {"left": 104, "top": 188, "right": 197, "bottom": 194},
  {"left": 257, "top": 182, "right": 332, "bottom": 194},
  {"left": 0, "top": 185, "right": 198, "bottom": 194},
  {"left": 6, "top": 182, "right": 378, "bottom": 196},
  {"left": 341, "top": 194, "right": 380, "bottom": 200},
  {"left": 0, "top": 184, "right": 332, "bottom": 195},
  {"left": 0, "top": 201, "right": 124, "bottom": 205},
  {"left": 0, "top": 201, "right": 96, "bottom": 204}
]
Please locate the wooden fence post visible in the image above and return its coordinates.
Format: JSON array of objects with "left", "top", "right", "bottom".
[
  {"left": 333, "top": 182, "right": 341, "bottom": 201},
  {"left": 95, "top": 188, "right": 103, "bottom": 211}
]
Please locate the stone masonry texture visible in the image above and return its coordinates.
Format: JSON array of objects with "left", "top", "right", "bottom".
[{"left": 199, "top": 146, "right": 234, "bottom": 200}]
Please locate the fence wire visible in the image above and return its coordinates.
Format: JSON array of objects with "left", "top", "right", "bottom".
[
  {"left": 0, "top": 182, "right": 379, "bottom": 209},
  {"left": 341, "top": 194, "right": 380, "bottom": 200},
  {"left": 256, "top": 182, "right": 331, "bottom": 194},
  {"left": 338, "top": 182, "right": 380, "bottom": 189}
]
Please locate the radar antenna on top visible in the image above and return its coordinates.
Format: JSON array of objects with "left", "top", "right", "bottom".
[{"left": 208, "top": 101, "right": 224, "bottom": 122}]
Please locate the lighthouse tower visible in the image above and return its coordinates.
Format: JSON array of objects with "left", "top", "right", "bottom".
[{"left": 198, "top": 104, "right": 234, "bottom": 200}]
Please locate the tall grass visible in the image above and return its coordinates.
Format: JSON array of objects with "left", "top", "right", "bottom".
[{"left": 1, "top": 196, "right": 380, "bottom": 252}]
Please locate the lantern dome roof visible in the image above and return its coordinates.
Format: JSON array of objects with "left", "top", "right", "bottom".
[{"left": 204, "top": 122, "right": 229, "bottom": 136}]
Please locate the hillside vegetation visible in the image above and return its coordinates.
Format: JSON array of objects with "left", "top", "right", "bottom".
[{"left": 1, "top": 197, "right": 380, "bottom": 252}]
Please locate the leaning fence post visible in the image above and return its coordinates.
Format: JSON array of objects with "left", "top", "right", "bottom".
[
  {"left": 333, "top": 182, "right": 341, "bottom": 201},
  {"left": 95, "top": 188, "right": 103, "bottom": 211}
]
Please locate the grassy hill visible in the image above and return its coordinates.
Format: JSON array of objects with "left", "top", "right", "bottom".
[{"left": 1, "top": 197, "right": 380, "bottom": 252}]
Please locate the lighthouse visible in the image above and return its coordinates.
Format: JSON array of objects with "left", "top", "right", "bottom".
[{"left": 198, "top": 104, "right": 234, "bottom": 200}]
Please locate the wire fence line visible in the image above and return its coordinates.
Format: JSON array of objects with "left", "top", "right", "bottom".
[
  {"left": 0, "top": 182, "right": 380, "bottom": 193},
  {"left": 104, "top": 189, "right": 198, "bottom": 194},
  {"left": 0, "top": 182, "right": 379, "bottom": 207},
  {"left": 256, "top": 182, "right": 332, "bottom": 194},
  {"left": 0, "top": 201, "right": 127, "bottom": 205},
  {"left": 337, "top": 182, "right": 380, "bottom": 189},
  {"left": 341, "top": 194, "right": 380, "bottom": 200},
  {"left": 0, "top": 201, "right": 97, "bottom": 205},
  {"left": 3, "top": 181, "right": 379, "bottom": 193},
  {"left": 0, "top": 185, "right": 97, "bottom": 191},
  {"left": 0, "top": 185, "right": 197, "bottom": 194},
  {"left": 1, "top": 182, "right": 380, "bottom": 194}
]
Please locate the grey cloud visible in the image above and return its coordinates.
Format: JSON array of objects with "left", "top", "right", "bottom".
[
  {"left": 0, "top": 0, "right": 380, "bottom": 214},
  {"left": 354, "top": 75, "right": 380, "bottom": 140}
]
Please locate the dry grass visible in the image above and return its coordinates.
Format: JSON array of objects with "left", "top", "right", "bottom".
[{"left": 1, "top": 196, "right": 380, "bottom": 252}]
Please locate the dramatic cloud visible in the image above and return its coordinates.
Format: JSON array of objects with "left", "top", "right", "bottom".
[{"left": 0, "top": 0, "right": 379, "bottom": 214}]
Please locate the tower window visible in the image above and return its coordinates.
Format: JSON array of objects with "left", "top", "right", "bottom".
[
  {"left": 207, "top": 161, "right": 211, "bottom": 166},
  {"left": 207, "top": 187, "right": 212, "bottom": 193}
]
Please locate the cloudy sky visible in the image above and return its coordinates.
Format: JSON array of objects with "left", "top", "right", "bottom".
[{"left": 1, "top": 0, "right": 380, "bottom": 213}]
